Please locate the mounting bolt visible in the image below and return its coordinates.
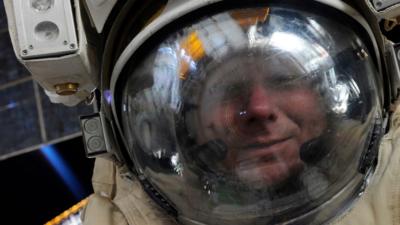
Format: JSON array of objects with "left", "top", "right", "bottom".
[{"left": 54, "top": 83, "right": 79, "bottom": 96}]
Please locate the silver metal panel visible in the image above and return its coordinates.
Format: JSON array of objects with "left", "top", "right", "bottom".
[
  {"left": 0, "top": 3, "right": 94, "bottom": 160},
  {"left": 12, "top": 0, "right": 78, "bottom": 59}
]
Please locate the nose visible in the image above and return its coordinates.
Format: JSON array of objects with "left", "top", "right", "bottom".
[
  {"left": 245, "top": 85, "right": 277, "bottom": 121},
  {"left": 235, "top": 85, "right": 278, "bottom": 133}
]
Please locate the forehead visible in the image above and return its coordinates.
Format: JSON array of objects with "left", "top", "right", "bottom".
[{"left": 205, "top": 51, "right": 309, "bottom": 83}]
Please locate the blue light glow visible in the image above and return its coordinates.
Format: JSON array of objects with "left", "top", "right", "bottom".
[
  {"left": 104, "top": 90, "right": 112, "bottom": 105},
  {"left": 7, "top": 100, "right": 18, "bottom": 109},
  {"left": 40, "top": 145, "right": 86, "bottom": 200}
]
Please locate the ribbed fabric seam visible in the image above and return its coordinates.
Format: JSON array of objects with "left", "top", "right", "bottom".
[{"left": 114, "top": 194, "right": 143, "bottom": 225}]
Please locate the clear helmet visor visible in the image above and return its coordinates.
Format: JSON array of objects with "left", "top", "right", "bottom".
[{"left": 119, "top": 6, "right": 382, "bottom": 225}]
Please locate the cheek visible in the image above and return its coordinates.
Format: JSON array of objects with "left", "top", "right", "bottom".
[
  {"left": 201, "top": 101, "right": 241, "bottom": 131},
  {"left": 198, "top": 102, "right": 234, "bottom": 143},
  {"left": 279, "top": 90, "right": 326, "bottom": 139}
]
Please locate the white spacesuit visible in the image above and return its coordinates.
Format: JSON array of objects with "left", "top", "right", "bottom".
[
  {"left": 81, "top": 105, "right": 400, "bottom": 225},
  {"left": 4, "top": 0, "right": 400, "bottom": 224}
]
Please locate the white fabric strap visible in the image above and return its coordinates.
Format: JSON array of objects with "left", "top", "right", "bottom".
[
  {"left": 332, "top": 106, "right": 400, "bottom": 225},
  {"left": 112, "top": 170, "right": 179, "bottom": 225}
]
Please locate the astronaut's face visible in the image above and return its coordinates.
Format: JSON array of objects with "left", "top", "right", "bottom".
[{"left": 199, "top": 56, "right": 327, "bottom": 187}]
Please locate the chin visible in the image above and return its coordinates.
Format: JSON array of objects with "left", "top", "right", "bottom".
[{"left": 235, "top": 161, "right": 304, "bottom": 189}]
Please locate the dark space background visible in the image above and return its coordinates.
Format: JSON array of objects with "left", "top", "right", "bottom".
[
  {"left": 0, "top": 137, "right": 95, "bottom": 225},
  {"left": 0, "top": 1, "right": 95, "bottom": 224}
]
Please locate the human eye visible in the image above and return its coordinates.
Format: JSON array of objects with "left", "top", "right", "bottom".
[
  {"left": 224, "top": 82, "right": 246, "bottom": 97},
  {"left": 205, "top": 81, "right": 248, "bottom": 103},
  {"left": 266, "top": 74, "right": 306, "bottom": 88}
]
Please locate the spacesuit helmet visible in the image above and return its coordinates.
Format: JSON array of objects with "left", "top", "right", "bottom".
[
  {"left": 4, "top": 0, "right": 399, "bottom": 224},
  {"left": 93, "top": 1, "right": 397, "bottom": 224}
]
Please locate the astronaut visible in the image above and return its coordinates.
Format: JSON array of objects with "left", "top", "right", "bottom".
[{"left": 4, "top": 0, "right": 400, "bottom": 224}]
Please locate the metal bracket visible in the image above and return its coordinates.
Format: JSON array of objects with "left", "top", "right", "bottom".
[
  {"left": 383, "top": 16, "right": 400, "bottom": 31},
  {"left": 80, "top": 112, "right": 115, "bottom": 158},
  {"left": 372, "top": 0, "right": 400, "bottom": 11}
]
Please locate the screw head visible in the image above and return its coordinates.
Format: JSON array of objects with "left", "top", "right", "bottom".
[{"left": 375, "top": 1, "right": 383, "bottom": 8}]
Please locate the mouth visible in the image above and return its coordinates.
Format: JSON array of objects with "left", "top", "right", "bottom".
[
  {"left": 231, "top": 137, "right": 304, "bottom": 187},
  {"left": 235, "top": 137, "right": 294, "bottom": 168}
]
